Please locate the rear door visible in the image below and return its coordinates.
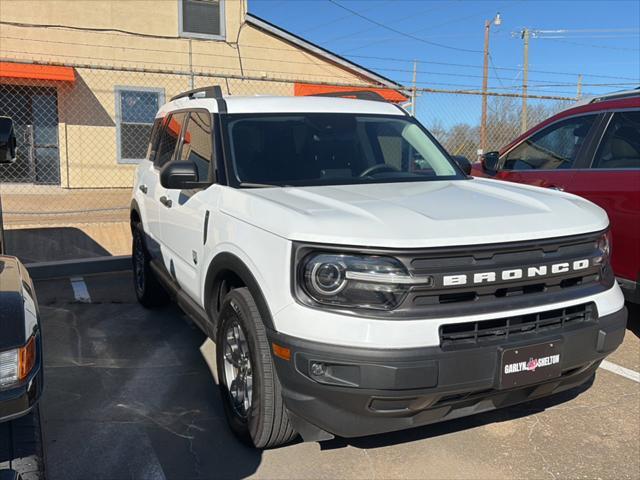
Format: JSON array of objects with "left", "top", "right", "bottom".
[
  {"left": 567, "top": 109, "right": 640, "bottom": 283},
  {"left": 159, "top": 110, "right": 215, "bottom": 301},
  {"left": 496, "top": 114, "right": 601, "bottom": 191}
]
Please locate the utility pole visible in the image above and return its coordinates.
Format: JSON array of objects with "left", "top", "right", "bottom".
[
  {"left": 520, "top": 28, "right": 530, "bottom": 134},
  {"left": 188, "top": 39, "right": 195, "bottom": 90},
  {"left": 480, "top": 13, "right": 501, "bottom": 154},
  {"left": 577, "top": 74, "right": 583, "bottom": 99},
  {"left": 480, "top": 20, "right": 490, "bottom": 153},
  {"left": 410, "top": 60, "right": 417, "bottom": 116}
]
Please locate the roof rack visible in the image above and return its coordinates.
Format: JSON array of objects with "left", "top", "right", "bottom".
[
  {"left": 170, "top": 86, "right": 223, "bottom": 102},
  {"left": 310, "top": 90, "right": 387, "bottom": 102},
  {"left": 590, "top": 86, "right": 640, "bottom": 104}
]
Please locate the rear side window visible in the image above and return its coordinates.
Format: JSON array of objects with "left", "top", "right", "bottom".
[
  {"left": 591, "top": 111, "right": 640, "bottom": 169},
  {"left": 154, "top": 112, "right": 187, "bottom": 168},
  {"left": 502, "top": 115, "right": 597, "bottom": 171},
  {"left": 179, "top": 111, "right": 213, "bottom": 181}
]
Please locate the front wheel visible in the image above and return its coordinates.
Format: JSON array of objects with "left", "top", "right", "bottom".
[{"left": 216, "top": 288, "right": 297, "bottom": 448}]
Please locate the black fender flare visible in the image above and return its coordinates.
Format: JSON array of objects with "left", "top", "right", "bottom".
[
  {"left": 129, "top": 199, "right": 142, "bottom": 228},
  {"left": 204, "top": 252, "right": 275, "bottom": 332}
]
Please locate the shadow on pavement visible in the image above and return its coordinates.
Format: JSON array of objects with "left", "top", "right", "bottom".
[
  {"left": 322, "top": 377, "right": 593, "bottom": 451},
  {"left": 39, "top": 293, "right": 262, "bottom": 480},
  {"left": 0, "top": 409, "right": 44, "bottom": 479},
  {"left": 626, "top": 301, "right": 639, "bottom": 339}
]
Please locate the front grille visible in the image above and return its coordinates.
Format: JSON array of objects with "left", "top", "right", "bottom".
[
  {"left": 394, "top": 230, "right": 612, "bottom": 318},
  {"left": 439, "top": 303, "right": 595, "bottom": 348}
]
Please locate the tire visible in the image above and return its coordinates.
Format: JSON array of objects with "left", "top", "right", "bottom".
[
  {"left": 216, "top": 287, "right": 297, "bottom": 448},
  {"left": 132, "top": 224, "right": 170, "bottom": 308}
]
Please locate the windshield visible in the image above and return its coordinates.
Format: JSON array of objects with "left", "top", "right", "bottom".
[{"left": 224, "top": 113, "right": 463, "bottom": 187}]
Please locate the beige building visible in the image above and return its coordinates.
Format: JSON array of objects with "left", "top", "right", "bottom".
[{"left": 0, "top": 0, "right": 405, "bottom": 190}]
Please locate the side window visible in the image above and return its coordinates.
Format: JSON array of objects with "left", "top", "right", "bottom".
[
  {"left": 115, "top": 87, "right": 164, "bottom": 164},
  {"left": 502, "top": 115, "right": 597, "bottom": 171},
  {"left": 179, "top": 111, "right": 213, "bottom": 181},
  {"left": 592, "top": 111, "right": 640, "bottom": 170},
  {"left": 155, "top": 112, "right": 187, "bottom": 168},
  {"left": 145, "top": 118, "right": 163, "bottom": 162}
]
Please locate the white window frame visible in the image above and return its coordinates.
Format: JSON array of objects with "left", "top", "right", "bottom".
[
  {"left": 115, "top": 86, "right": 165, "bottom": 164},
  {"left": 178, "top": 0, "right": 226, "bottom": 41}
]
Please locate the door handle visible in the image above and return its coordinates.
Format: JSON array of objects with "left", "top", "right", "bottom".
[
  {"left": 139, "top": 184, "right": 148, "bottom": 194},
  {"left": 159, "top": 196, "right": 172, "bottom": 208}
]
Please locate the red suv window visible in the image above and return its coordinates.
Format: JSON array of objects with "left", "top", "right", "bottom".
[{"left": 591, "top": 110, "right": 640, "bottom": 170}]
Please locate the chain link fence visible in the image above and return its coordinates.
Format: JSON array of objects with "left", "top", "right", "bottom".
[
  {"left": 0, "top": 60, "right": 575, "bottom": 260},
  {"left": 417, "top": 91, "right": 573, "bottom": 161}
]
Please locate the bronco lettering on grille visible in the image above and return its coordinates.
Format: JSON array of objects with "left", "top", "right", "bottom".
[{"left": 442, "top": 259, "right": 590, "bottom": 287}]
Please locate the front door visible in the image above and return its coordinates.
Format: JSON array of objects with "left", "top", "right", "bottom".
[
  {"left": 0, "top": 85, "right": 60, "bottom": 185},
  {"left": 159, "top": 110, "right": 214, "bottom": 302},
  {"left": 496, "top": 113, "right": 600, "bottom": 192}
]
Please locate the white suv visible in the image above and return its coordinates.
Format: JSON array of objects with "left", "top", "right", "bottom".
[{"left": 130, "top": 86, "right": 627, "bottom": 448}]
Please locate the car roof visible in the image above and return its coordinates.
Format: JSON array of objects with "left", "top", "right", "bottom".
[
  {"left": 156, "top": 95, "right": 406, "bottom": 118},
  {"left": 572, "top": 87, "right": 640, "bottom": 108}
]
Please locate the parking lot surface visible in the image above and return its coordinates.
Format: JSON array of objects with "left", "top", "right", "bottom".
[{"left": 34, "top": 271, "right": 640, "bottom": 480}]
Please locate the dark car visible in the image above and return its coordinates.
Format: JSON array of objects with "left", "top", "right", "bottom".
[
  {"left": 0, "top": 117, "right": 42, "bottom": 422},
  {"left": 473, "top": 89, "right": 640, "bottom": 303},
  {"left": 0, "top": 255, "right": 43, "bottom": 423}
]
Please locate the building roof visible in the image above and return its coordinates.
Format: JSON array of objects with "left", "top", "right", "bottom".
[{"left": 245, "top": 13, "right": 405, "bottom": 92}]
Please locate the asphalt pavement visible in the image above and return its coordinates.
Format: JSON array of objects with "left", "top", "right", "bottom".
[{"left": 28, "top": 272, "right": 640, "bottom": 479}]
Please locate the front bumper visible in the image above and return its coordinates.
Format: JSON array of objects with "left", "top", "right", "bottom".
[{"left": 269, "top": 306, "right": 627, "bottom": 440}]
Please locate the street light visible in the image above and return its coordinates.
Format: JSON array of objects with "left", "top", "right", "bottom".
[{"left": 480, "top": 12, "right": 502, "bottom": 155}]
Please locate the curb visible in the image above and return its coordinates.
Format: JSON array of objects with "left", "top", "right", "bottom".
[{"left": 25, "top": 255, "right": 132, "bottom": 280}]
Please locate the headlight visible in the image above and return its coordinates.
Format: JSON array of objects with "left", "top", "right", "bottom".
[
  {"left": 0, "top": 336, "right": 36, "bottom": 388},
  {"left": 594, "top": 231, "right": 612, "bottom": 265},
  {"left": 298, "top": 252, "right": 431, "bottom": 311}
]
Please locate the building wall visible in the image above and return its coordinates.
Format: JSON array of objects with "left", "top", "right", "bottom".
[{"left": 0, "top": 0, "right": 373, "bottom": 188}]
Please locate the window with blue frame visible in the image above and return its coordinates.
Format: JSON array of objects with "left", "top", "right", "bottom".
[{"left": 115, "top": 87, "right": 164, "bottom": 164}]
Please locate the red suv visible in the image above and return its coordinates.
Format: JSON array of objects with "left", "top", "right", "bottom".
[{"left": 472, "top": 89, "right": 640, "bottom": 303}]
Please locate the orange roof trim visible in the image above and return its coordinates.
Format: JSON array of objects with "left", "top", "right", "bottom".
[
  {"left": 294, "top": 83, "right": 408, "bottom": 104},
  {"left": 0, "top": 62, "right": 75, "bottom": 82}
]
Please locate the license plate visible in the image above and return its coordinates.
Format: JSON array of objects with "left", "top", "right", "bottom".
[{"left": 500, "top": 341, "right": 562, "bottom": 389}]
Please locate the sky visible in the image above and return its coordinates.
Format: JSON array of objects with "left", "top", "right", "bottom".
[{"left": 249, "top": 0, "right": 640, "bottom": 127}]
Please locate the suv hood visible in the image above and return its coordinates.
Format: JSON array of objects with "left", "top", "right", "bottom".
[{"left": 219, "top": 178, "right": 608, "bottom": 248}]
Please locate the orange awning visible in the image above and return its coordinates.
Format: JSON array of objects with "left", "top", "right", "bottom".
[
  {"left": 0, "top": 62, "right": 75, "bottom": 82},
  {"left": 294, "top": 83, "right": 407, "bottom": 104}
]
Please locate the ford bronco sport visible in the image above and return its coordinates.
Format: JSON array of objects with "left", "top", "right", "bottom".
[{"left": 130, "top": 86, "right": 627, "bottom": 448}]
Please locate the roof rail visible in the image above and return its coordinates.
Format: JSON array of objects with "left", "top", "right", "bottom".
[
  {"left": 310, "top": 90, "right": 387, "bottom": 102},
  {"left": 170, "top": 86, "right": 223, "bottom": 102},
  {"left": 590, "top": 87, "right": 640, "bottom": 104}
]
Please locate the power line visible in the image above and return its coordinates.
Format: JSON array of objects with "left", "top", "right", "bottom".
[
  {"left": 3, "top": 19, "right": 636, "bottom": 83},
  {"left": 0, "top": 50, "right": 362, "bottom": 82},
  {"left": 297, "top": 3, "right": 380, "bottom": 34},
  {"left": 7, "top": 34, "right": 632, "bottom": 89},
  {"left": 326, "top": 0, "right": 482, "bottom": 54},
  {"left": 340, "top": 5, "right": 516, "bottom": 54},
  {"left": 538, "top": 37, "right": 640, "bottom": 52},
  {"left": 340, "top": 53, "right": 640, "bottom": 81},
  {"left": 321, "top": 2, "right": 449, "bottom": 44}
]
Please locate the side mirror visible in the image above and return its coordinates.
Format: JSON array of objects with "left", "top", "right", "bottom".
[
  {"left": 481, "top": 151, "right": 500, "bottom": 174},
  {"left": 452, "top": 155, "right": 472, "bottom": 175},
  {"left": 160, "top": 161, "right": 206, "bottom": 189},
  {"left": 0, "top": 117, "right": 17, "bottom": 164}
]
